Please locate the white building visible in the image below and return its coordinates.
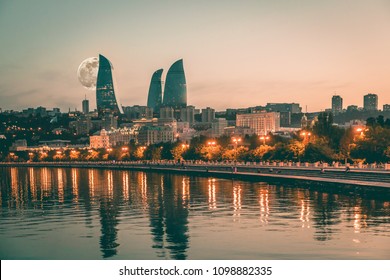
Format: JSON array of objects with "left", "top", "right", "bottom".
[
  {"left": 89, "top": 129, "right": 110, "bottom": 149},
  {"left": 108, "top": 127, "right": 137, "bottom": 146},
  {"left": 137, "top": 126, "right": 175, "bottom": 145},
  {"left": 236, "top": 111, "right": 280, "bottom": 135}
]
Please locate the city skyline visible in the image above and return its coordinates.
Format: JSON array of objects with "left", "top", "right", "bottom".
[{"left": 1, "top": 0, "right": 390, "bottom": 112}]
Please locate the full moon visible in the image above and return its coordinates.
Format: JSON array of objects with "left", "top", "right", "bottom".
[{"left": 77, "top": 57, "right": 99, "bottom": 90}]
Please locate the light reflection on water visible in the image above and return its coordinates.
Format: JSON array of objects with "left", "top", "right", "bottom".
[{"left": 0, "top": 167, "right": 389, "bottom": 260}]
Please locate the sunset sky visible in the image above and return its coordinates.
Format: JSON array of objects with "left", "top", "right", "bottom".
[{"left": 1, "top": 0, "right": 390, "bottom": 112}]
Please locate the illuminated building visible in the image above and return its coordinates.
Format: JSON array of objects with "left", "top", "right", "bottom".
[
  {"left": 162, "top": 59, "right": 187, "bottom": 109},
  {"left": 363, "top": 93, "right": 378, "bottom": 111},
  {"left": 236, "top": 112, "right": 280, "bottom": 135},
  {"left": 96, "top": 54, "right": 123, "bottom": 116},
  {"left": 332, "top": 95, "right": 343, "bottom": 115},
  {"left": 89, "top": 129, "right": 110, "bottom": 149},
  {"left": 147, "top": 69, "right": 163, "bottom": 111}
]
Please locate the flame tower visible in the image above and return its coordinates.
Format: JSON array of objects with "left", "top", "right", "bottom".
[
  {"left": 162, "top": 59, "right": 187, "bottom": 109},
  {"left": 147, "top": 69, "right": 163, "bottom": 111},
  {"left": 96, "top": 54, "right": 123, "bottom": 116}
]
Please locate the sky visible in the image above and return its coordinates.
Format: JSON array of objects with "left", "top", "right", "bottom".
[{"left": 1, "top": 0, "right": 390, "bottom": 112}]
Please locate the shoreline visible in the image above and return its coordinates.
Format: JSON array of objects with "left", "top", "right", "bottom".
[{"left": 1, "top": 161, "right": 390, "bottom": 189}]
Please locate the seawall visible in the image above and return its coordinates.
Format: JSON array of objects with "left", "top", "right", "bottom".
[{"left": 1, "top": 162, "right": 390, "bottom": 189}]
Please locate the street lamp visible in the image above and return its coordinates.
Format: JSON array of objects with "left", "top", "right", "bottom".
[
  {"left": 106, "top": 148, "right": 113, "bottom": 153},
  {"left": 355, "top": 127, "right": 365, "bottom": 139},
  {"left": 300, "top": 131, "right": 311, "bottom": 144},
  {"left": 207, "top": 141, "right": 216, "bottom": 146},
  {"left": 232, "top": 137, "right": 242, "bottom": 161},
  {"left": 181, "top": 144, "right": 189, "bottom": 149},
  {"left": 121, "top": 147, "right": 128, "bottom": 152},
  {"left": 28, "top": 152, "right": 34, "bottom": 161},
  {"left": 259, "top": 136, "right": 270, "bottom": 145}
]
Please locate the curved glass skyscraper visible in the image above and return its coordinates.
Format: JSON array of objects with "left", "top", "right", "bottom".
[
  {"left": 162, "top": 59, "right": 187, "bottom": 109},
  {"left": 96, "top": 54, "right": 123, "bottom": 116},
  {"left": 147, "top": 69, "right": 163, "bottom": 111}
]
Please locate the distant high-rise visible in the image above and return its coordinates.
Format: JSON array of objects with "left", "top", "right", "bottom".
[
  {"left": 82, "top": 98, "right": 89, "bottom": 114},
  {"left": 180, "top": 106, "right": 195, "bottom": 124},
  {"left": 160, "top": 107, "right": 174, "bottom": 119},
  {"left": 363, "top": 93, "right": 378, "bottom": 111},
  {"left": 96, "top": 54, "right": 123, "bottom": 116},
  {"left": 162, "top": 59, "right": 187, "bottom": 109},
  {"left": 331, "top": 95, "right": 343, "bottom": 115},
  {"left": 201, "top": 107, "right": 215, "bottom": 123},
  {"left": 147, "top": 69, "right": 163, "bottom": 111}
]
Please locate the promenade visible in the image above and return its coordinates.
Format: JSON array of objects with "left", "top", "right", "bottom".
[{"left": 1, "top": 161, "right": 390, "bottom": 188}]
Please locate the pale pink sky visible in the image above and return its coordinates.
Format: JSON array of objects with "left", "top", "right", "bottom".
[{"left": 1, "top": 0, "right": 390, "bottom": 112}]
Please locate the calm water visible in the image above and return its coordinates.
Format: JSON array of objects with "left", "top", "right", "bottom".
[{"left": 0, "top": 167, "right": 389, "bottom": 260}]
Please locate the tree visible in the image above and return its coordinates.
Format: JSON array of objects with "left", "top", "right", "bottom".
[
  {"left": 302, "top": 143, "right": 335, "bottom": 163},
  {"left": 313, "top": 112, "right": 333, "bottom": 138},
  {"left": 220, "top": 146, "right": 248, "bottom": 161},
  {"left": 216, "top": 135, "right": 231, "bottom": 148},
  {"left": 288, "top": 140, "right": 305, "bottom": 161},
  {"left": 144, "top": 145, "right": 162, "bottom": 160},
  {"left": 377, "top": 115, "right": 385, "bottom": 127},
  {"left": 350, "top": 125, "right": 390, "bottom": 163},
  {"left": 264, "top": 143, "right": 294, "bottom": 161},
  {"left": 200, "top": 145, "right": 222, "bottom": 161},
  {"left": 366, "top": 117, "right": 376, "bottom": 127},
  {"left": 247, "top": 134, "right": 261, "bottom": 149},
  {"left": 251, "top": 145, "right": 274, "bottom": 161},
  {"left": 182, "top": 136, "right": 207, "bottom": 160},
  {"left": 161, "top": 142, "right": 175, "bottom": 160}
]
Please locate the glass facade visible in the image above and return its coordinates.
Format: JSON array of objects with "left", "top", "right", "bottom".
[
  {"left": 146, "top": 69, "right": 163, "bottom": 111},
  {"left": 162, "top": 59, "right": 187, "bottom": 109},
  {"left": 96, "top": 54, "right": 123, "bottom": 116}
]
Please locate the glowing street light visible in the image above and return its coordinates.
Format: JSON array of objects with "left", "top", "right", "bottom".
[
  {"left": 106, "top": 148, "right": 113, "bottom": 153},
  {"left": 259, "top": 136, "right": 270, "bottom": 145},
  {"left": 355, "top": 127, "right": 365, "bottom": 138},
  {"left": 232, "top": 137, "right": 241, "bottom": 145},
  {"left": 207, "top": 141, "right": 216, "bottom": 146},
  {"left": 232, "top": 137, "right": 242, "bottom": 161},
  {"left": 121, "top": 147, "right": 129, "bottom": 152},
  {"left": 300, "top": 131, "right": 311, "bottom": 143}
]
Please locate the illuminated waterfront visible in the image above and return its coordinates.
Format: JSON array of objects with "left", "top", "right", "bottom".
[{"left": 0, "top": 167, "right": 389, "bottom": 260}]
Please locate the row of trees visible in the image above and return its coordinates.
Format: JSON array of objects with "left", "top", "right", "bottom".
[{"left": 3, "top": 114, "right": 390, "bottom": 164}]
